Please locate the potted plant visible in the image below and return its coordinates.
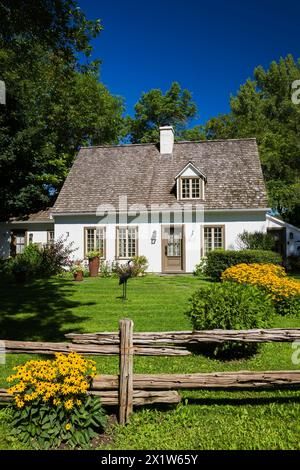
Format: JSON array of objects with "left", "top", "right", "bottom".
[
  {"left": 87, "top": 250, "right": 102, "bottom": 277},
  {"left": 70, "top": 261, "right": 84, "bottom": 281}
]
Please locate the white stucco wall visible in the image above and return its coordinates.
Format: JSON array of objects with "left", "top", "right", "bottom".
[{"left": 54, "top": 210, "right": 267, "bottom": 273}]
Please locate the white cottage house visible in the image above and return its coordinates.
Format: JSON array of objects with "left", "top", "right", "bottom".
[{"left": 2, "top": 126, "right": 296, "bottom": 273}]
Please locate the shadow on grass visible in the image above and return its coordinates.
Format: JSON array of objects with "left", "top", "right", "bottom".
[
  {"left": 0, "top": 277, "right": 95, "bottom": 341},
  {"left": 186, "top": 343, "right": 260, "bottom": 361}
]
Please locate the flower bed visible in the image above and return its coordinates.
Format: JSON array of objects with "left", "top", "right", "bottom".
[
  {"left": 222, "top": 263, "right": 300, "bottom": 315},
  {"left": 6, "top": 353, "right": 106, "bottom": 449}
]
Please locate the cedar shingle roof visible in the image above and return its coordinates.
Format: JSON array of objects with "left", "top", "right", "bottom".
[
  {"left": 10, "top": 209, "right": 53, "bottom": 223},
  {"left": 52, "top": 138, "right": 268, "bottom": 214}
]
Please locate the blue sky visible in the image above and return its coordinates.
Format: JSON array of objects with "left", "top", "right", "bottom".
[{"left": 79, "top": 0, "right": 300, "bottom": 124}]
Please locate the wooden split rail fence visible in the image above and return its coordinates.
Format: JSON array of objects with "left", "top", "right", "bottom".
[{"left": 2, "top": 319, "right": 300, "bottom": 424}]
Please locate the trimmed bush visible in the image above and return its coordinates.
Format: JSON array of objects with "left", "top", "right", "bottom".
[
  {"left": 185, "top": 282, "right": 274, "bottom": 357},
  {"left": 204, "top": 249, "right": 282, "bottom": 281}
]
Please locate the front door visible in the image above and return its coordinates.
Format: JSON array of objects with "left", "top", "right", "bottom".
[{"left": 162, "top": 225, "right": 184, "bottom": 273}]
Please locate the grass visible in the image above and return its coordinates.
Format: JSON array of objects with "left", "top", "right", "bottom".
[{"left": 0, "top": 274, "right": 300, "bottom": 449}]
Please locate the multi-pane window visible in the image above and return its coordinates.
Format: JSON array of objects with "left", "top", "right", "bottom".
[
  {"left": 203, "top": 226, "right": 224, "bottom": 255},
  {"left": 15, "top": 233, "right": 25, "bottom": 254},
  {"left": 117, "top": 227, "right": 137, "bottom": 258},
  {"left": 85, "top": 227, "right": 105, "bottom": 257},
  {"left": 47, "top": 230, "right": 54, "bottom": 245},
  {"left": 181, "top": 178, "right": 202, "bottom": 199}
]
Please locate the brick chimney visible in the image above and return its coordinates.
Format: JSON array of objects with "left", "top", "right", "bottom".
[{"left": 159, "top": 126, "right": 174, "bottom": 154}]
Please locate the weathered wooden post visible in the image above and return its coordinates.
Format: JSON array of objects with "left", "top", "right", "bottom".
[{"left": 119, "top": 318, "right": 134, "bottom": 424}]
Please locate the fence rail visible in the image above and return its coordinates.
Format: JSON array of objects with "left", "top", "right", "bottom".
[{"left": 2, "top": 321, "right": 300, "bottom": 424}]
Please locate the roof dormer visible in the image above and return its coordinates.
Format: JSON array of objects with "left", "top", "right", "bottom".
[{"left": 175, "top": 162, "right": 206, "bottom": 200}]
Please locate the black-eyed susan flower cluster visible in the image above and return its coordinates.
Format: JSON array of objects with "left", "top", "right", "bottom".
[
  {"left": 7, "top": 352, "right": 97, "bottom": 410},
  {"left": 222, "top": 263, "right": 300, "bottom": 314}
]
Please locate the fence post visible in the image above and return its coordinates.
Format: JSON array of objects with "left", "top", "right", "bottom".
[{"left": 119, "top": 318, "right": 134, "bottom": 424}]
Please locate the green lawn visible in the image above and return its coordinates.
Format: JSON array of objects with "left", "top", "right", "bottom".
[{"left": 1, "top": 274, "right": 300, "bottom": 450}]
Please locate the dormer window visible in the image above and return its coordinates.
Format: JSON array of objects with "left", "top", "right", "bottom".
[
  {"left": 181, "top": 177, "right": 201, "bottom": 199},
  {"left": 175, "top": 162, "right": 206, "bottom": 201}
]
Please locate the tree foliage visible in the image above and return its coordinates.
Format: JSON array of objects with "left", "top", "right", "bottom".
[
  {"left": 126, "top": 82, "right": 203, "bottom": 143},
  {"left": 206, "top": 55, "right": 300, "bottom": 225},
  {"left": 0, "top": 1, "right": 124, "bottom": 220}
]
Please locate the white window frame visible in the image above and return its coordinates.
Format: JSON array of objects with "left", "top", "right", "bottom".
[
  {"left": 180, "top": 177, "right": 204, "bottom": 200},
  {"left": 203, "top": 225, "right": 225, "bottom": 256},
  {"left": 84, "top": 227, "right": 106, "bottom": 258},
  {"left": 116, "top": 226, "right": 138, "bottom": 259}
]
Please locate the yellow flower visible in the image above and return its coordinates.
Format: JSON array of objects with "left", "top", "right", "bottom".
[
  {"left": 65, "top": 423, "right": 72, "bottom": 431},
  {"left": 222, "top": 263, "right": 300, "bottom": 306},
  {"left": 15, "top": 397, "right": 25, "bottom": 408},
  {"left": 64, "top": 399, "right": 74, "bottom": 410}
]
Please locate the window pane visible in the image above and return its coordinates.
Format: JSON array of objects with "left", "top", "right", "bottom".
[
  {"left": 119, "top": 228, "right": 127, "bottom": 257},
  {"left": 15, "top": 234, "right": 25, "bottom": 254},
  {"left": 214, "top": 227, "right": 223, "bottom": 249},
  {"left": 181, "top": 179, "right": 190, "bottom": 198},
  {"left": 128, "top": 228, "right": 136, "bottom": 257},
  {"left": 204, "top": 227, "right": 212, "bottom": 255},
  {"left": 204, "top": 227, "right": 224, "bottom": 256},
  {"left": 191, "top": 178, "right": 200, "bottom": 198},
  {"left": 96, "top": 228, "right": 104, "bottom": 255},
  {"left": 86, "top": 229, "right": 95, "bottom": 253}
]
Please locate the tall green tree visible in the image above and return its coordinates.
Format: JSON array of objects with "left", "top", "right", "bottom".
[
  {"left": 127, "top": 82, "right": 204, "bottom": 143},
  {"left": 0, "top": 1, "right": 124, "bottom": 220},
  {"left": 206, "top": 55, "right": 300, "bottom": 226}
]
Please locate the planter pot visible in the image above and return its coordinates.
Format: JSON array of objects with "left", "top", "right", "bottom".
[
  {"left": 13, "top": 271, "right": 27, "bottom": 283},
  {"left": 88, "top": 256, "right": 100, "bottom": 277},
  {"left": 73, "top": 271, "right": 83, "bottom": 281}
]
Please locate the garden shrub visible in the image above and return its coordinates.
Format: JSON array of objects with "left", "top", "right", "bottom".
[
  {"left": 185, "top": 282, "right": 274, "bottom": 357},
  {"left": 237, "top": 230, "right": 276, "bottom": 251},
  {"left": 41, "top": 235, "right": 76, "bottom": 276},
  {"left": 130, "top": 255, "right": 149, "bottom": 276},
  {"left": 204, "top": 249, "right": 282, "bottom": 281},
  {"left": 222, "top": 263, "right": 300, "bottom": 315},
  {"left": 7, "top": 353, "right": 106, "bottom": 449},
  {"left": 193, "top": 258, "right": 207, "bottom": 277},
  {"left": 9, "top": 236, "right": 76, "bottom": 280},
  {"left": 10, "top": 244, "right": 42, "bottom": 280}
]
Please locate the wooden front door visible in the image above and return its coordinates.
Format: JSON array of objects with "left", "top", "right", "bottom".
[{"left": 162, "top": 225, "right": 184, "bottom": 273}]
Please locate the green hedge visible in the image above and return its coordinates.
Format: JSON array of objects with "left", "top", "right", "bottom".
[{"left": 204, "top": 249, "right": 282, "bottom": 281}]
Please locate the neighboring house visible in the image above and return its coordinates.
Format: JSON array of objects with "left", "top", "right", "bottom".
[{"left": 1, "top": 126, "right": 289, "bottom": 273}]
